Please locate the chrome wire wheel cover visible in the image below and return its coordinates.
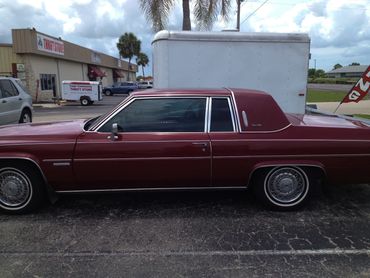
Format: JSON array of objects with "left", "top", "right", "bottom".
[
  {"left": 0, "top": 168, "right": 32, "bottom": 209},
  {"left": 264, "top": 167, "right": 309, "bottom": 206}
]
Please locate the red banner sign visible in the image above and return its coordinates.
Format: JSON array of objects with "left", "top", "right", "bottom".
[{"left": 341, "top": 66, "right": 370, "bottom": 103}]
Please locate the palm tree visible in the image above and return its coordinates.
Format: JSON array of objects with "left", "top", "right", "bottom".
[
  {"left": 117, "top": 33, "right": 141, "bottom": 81},
  {"left": 139, "top": 0, "right": 231, "bottom": 32},
  {"left": 136, "top": 53, "right": 149, "bottom": 78}
]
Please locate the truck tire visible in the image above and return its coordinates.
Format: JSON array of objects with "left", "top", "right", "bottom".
[{"left": 80, "top": 97, "right": 91, "bottom": 106}]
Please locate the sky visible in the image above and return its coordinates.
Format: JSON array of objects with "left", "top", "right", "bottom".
[{"left": 0, "top": 0, "right": 369, "bottom": 76}]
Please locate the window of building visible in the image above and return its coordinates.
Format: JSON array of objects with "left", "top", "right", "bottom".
[
  {"left": 40, "top": 74, "right": 56, "bottom": 92},
  {"left": 210, "top": 98, "right": 234, "bottom": 132},
  {"left": 0, "top": 79, "right": 19, "bottom": 98},
  {"left": 100, "top": 98, "right": 207, "bottom": 133}
]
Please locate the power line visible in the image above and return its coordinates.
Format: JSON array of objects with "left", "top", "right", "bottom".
[{"left": 241, "top": 0, "right": 270, "bottom": 25}]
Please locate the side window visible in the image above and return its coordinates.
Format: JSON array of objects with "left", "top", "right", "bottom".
[
  {"left": 99, "top": 98, "right": 207, "bottom": 132},
  {"left": 0, "top": 80, "right": 19, "bottom": 98},
  {"left": 210, "top": 98, "right": 234, "bottom": 132}
]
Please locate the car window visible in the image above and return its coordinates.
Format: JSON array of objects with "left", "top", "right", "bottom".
[
  {"left": 99, "top": 98, "right": 207, "bottom": 132},
  {"left": 210, "top": 98, "right": 234, "bottom": 132},
  {"left": 0, "top": 80, "right": 19, "bottom": 98}
]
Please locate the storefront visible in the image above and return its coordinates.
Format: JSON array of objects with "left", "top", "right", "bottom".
[{"left": 0, "top": 28, "right": 137, "bottom": 101}]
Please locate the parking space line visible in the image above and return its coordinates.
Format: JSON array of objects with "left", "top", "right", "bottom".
[{"left": 1, "top": 249, "right": 370, "bottom": 257}]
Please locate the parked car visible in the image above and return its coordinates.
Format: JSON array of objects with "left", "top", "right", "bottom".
[
  {"left": 1, "top": 88, "right": 370, "bottom": 213},
  {"left": 103, "top": 81, "right": 138, "bottom": 96},
  {"left": 138, "top": 81, "right": 153, "bottom": 89},
  {"left": 0, "top": 77, "right": 33, "bottom": 125}
]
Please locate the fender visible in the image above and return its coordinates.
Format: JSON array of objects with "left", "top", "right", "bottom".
[
  {"left": 0, "top": 154, "right": 58, "bottom": 203},
  {"left": 248, "top": 160, "right": 327, "bottom": 186}
]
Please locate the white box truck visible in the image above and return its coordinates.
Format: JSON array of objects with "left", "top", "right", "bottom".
[
  {"left": 61, "top": 81, "right": 102, "bottom": 106},
  {"left": 152, "top": 31, "right": 310, "bottom": 114}
]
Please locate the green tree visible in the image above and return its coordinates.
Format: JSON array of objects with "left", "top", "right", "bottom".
[
  {"left": 315, "top": 69, "right": 326, "bottom": 78},
  {"left": 117, "top": 33, "right": 141, "bottom": 81},
  {"left": 136, "top": 52, "right": 149, "bottom": 78},
  {"left": 333, "top": 63, "right": 342, "bottom": 70},
  {"left": 308, "top": 68, "right": 316, "bottom": 78},
  {"left": 349, "top": 62, "right": 360, "bottom": 66},
  {"left": 139, "top": 0, "right": 232, "bottom": 31}
]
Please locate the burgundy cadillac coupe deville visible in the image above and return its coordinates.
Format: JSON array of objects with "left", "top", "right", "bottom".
[{"left": 1, "top": 88, "right": 370, "bottom": 213}]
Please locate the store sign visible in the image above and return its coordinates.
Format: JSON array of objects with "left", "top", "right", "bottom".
[{"left": 37, "top": 33, "right": 64, "bottom": 56}]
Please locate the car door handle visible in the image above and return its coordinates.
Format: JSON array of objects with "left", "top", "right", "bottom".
[
  {"left": 18, "top": 98, "right": 22, "bottom": 101},
  {"left": 1, "top": 100, "right": 6, "bottom": 103},
  {"left": 192, "top": 142, "right": 208, "bottom": 147}
]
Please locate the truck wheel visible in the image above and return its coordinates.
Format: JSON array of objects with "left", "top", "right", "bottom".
[
  {"left": 19, "top": 109, "right": 32, "bottom": 123},
  {"left": 0, "top": 164, "right": 46, "bottom": 214},
  {"left": 253, "top": 166, "right": 312, "bottom": 210},
  {"left": 80, "top": 97, "right": 90, "bottom": 106}
]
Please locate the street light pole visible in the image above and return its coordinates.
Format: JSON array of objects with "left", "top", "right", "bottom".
[{"left": 237, "top": 0, "right": 241, "bottom": 31}]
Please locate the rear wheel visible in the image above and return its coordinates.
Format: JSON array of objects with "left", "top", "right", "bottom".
[
  {"left": 80, "top": 97, "right": 90, "bottom": 106},
  {"left": 253, "top": 166, "right": 312, "bottom": 210},
  {"left": 0, "top": 164, "right": 45, "bottom": 214},
  {"left": 19, "top": 109, "right": 32, "bottom": 123}
]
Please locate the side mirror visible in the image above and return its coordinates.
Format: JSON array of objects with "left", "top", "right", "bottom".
[{"left": 109, "top": 123, "right": 119, "bottom": 141}]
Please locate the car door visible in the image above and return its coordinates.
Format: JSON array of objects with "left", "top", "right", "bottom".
[
  {"left": 207, "top": 97, "right": 250, "bottom": 187},
  {"left": 0, "top": 79, "right": 22, "bottom": 125},
  {"left": 73, "top": 97, "right": 211, "bottom": 190}
]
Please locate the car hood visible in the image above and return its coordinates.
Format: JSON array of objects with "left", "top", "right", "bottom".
[{"left": 0, "top": 119, "right": 85, "bottom": 141}]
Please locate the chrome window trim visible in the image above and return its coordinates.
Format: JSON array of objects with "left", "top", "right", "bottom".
[
  {"left": 208, "top": 97, "right": 236, "bottom": 133},
  {"left": 93, "top": 96, "right": 209, "bottom": 133},
  {"left": 226, "top": 88, "right": 242, "bottom": 133},
  {"left": 206, "top": 97, "right": 212, "bottom": 132}
]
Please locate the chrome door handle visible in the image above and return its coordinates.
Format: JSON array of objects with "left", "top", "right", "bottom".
[{"left": 192, "top": 142, "right": 208, "bottom": 147}]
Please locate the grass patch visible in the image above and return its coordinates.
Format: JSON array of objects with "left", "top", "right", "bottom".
[
  {"left": 307, "top": 89, "right": 347, "bottom": 102},
  {"left": 354, "top": 114, "right": 370, "bottom": 120}
]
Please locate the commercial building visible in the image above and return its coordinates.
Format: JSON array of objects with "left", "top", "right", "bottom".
[
  {"left": 326, "top": 65, "right": 369, "bottom": 78},
  {"left": 0, "top": 28, "right": 137, "bottom": 101}
]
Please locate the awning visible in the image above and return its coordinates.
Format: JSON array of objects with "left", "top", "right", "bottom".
[
  {"left": 88, "top": 66, "right": 106, "bottom": 78},
  {"left": 113, "top": 69, "right": 125, "bottom": 78}
]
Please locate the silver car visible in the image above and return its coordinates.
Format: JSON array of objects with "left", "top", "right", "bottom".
[{"left": 0, "top": 77, "right": 33, "bottom": 125}]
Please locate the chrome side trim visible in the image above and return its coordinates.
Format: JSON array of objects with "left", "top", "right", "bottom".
[
  {"left": 0, "top": 141, "right": 75, "bottom": 147},
  {"left": 53, "top": 162, "right": 71, "bottom": 166},
  {"left": 214, "top": 153, "right": 370, "bottom": 159},
  {"left": 56, "top": 186, "right": 247, "bottom": 194},
  {"left": 74, "top": 156, "right": 210, "bottom": 162},
  {"left": 211, "top": 138, "right": 370, "bottom": 143}
]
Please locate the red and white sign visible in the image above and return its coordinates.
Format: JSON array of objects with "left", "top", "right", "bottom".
[
  {"left": 37, "top": 33, "right": 64, "bottom": 56},
  {"left": 341, "top": 66, "right": 370, "bottom": 103}
]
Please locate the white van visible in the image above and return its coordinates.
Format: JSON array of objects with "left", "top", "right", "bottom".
[
  {"left": 0, "top": 77, "right": 33, "bottom": 125},
  {"left": 62, "top": 81, "right": 102, "bottom": 106}
]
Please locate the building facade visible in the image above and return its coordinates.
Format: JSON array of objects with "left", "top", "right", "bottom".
[
  {"left": 326, "top": 65, "right": 369, "bottom": 78},
  {"left": 0, "top": 28, "right": 137, "bottom": 101}
]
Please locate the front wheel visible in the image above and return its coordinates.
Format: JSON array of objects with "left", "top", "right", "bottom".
[
  {"left": 0, "top": 164, "right": 45, "bottom": 214},
  {"left": 253, "top": 166, "right": 312, "bottom": 210}
]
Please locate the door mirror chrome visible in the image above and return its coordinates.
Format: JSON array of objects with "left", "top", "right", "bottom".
[{"left": 108, "top": 123, "right": 119, "bottom": 141}]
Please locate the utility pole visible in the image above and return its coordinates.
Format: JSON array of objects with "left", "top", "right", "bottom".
[{"left": 236, "top": 0, "right": 241, "bottom": 31}]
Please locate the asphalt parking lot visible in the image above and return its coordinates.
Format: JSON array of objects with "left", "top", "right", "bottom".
[{"left": 1, "top": 94, "right": 370, "bottom": 277}]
